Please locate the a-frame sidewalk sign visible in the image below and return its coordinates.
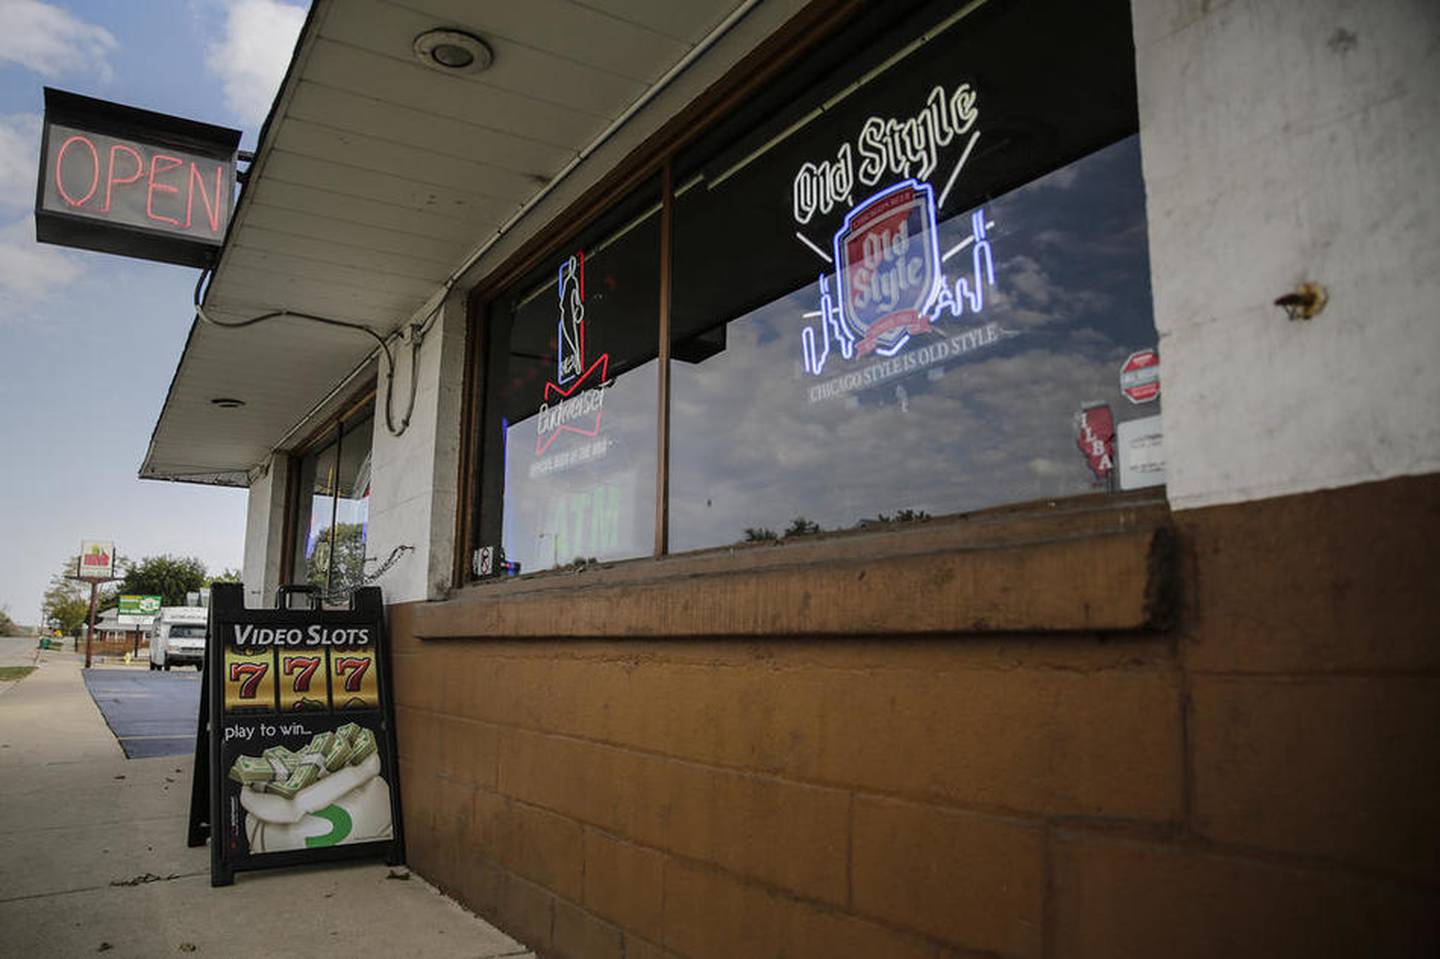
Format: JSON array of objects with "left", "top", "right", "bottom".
[{"left": 188, "top": 584, "right": 405, "bottom": 886}]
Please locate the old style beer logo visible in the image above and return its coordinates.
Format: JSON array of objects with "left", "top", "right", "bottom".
[
  {"left": 791, "top": 82, "right": 979, "bottom": 226},
  {"left": 535, "top": 252, "right": 610, "bottom": 458},
  {"left": 833, "top": 179, "right": 942, "bottom": 358},
  {"left": 796, "top": 78, "right": 1010, "bottom": 386}
]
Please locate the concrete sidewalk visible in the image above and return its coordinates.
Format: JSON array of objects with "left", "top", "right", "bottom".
[{"left": 0, "top": 650, "right": 531, "bottom": 959}]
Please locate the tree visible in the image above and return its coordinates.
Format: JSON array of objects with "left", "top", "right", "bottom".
[
  {"left": 0, "top": 605, "right": 18, "bottom": 636},
  {"left": 305, "top": 524, "right": 367, "bottom": 592},
  {"left": 43, "top": 558, "right": 91, "bottom": 635},
  {"left": 207, "top": 568, "right": 243, "bottom": 585},
  {"left": 783, "top": 516, "right": 822, "bottom": 538},
  {"left": 118, "top": 555, "right": 207, "bottom": 607}
]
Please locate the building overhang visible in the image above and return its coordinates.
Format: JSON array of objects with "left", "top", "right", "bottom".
[{"left": 140, "top": 0, "right": 752, "bottom": 486}]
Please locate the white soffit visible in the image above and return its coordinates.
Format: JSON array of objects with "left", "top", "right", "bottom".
[{"left": 141, "top": 0, "right": 746, "bottom": 485}]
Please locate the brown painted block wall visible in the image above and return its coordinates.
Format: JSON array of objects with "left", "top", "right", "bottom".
[{"left": 389, "top": 475, "right": 1440, "bottom": 958}]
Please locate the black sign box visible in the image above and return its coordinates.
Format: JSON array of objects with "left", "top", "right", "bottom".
[
  {"left": 36, "top": 88, "right": 241, "bottom": 269},
  {"left": 188, "top": 584, "right": 405, "bottom": 886}
]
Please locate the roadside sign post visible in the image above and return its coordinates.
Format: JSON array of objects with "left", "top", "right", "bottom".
[
  {"left": 83, "top": 583, "right": 98, "bottom": 670},
  {"left": 188, "top": 584, "right": 405, "bottom": 886},
  {"left": 75, "top": 540, "right": 118, "bottom": 669}
]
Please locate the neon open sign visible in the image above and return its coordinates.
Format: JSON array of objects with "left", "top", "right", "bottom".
[{"left": 35, "top": 88, "right": 241, "bottom": 268}]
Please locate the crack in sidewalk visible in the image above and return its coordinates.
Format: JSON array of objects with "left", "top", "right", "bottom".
[{"left": 0, "top": 870, "right": 208, "bottom": 905}]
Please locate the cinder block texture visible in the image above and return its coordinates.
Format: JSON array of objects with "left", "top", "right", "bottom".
[
  {"left": 389, "top": 478, "right": 1439, "bottom": 957},
  {"left": 1179, "top": 475, "right": 1440, "bottom": 673},
  {"left": 425, "top": 653, "right": 1181, "bottom": 822},
  {"left": 498, "top": 728, "right": 850, "bottom": 905},
  {"left": 661, "top": 860, "right": 939, "bottom": 959},
  {"left": 582, "top": 831, "right": 665, "bottom": 943},
  {"left": 1191, "top": 675, "right": 1440, "bottom": 882},
  {"left": 552, "top": 897, "right": 624, "bottom": 959},
  {"left": 852, "top": 797, "right": 1045, "bottom": 957},
  {"left": 1054, "top": 834, "right": 1440, "bottom": 958}
]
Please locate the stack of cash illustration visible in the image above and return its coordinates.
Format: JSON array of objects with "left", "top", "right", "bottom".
[{"left": 227, "top": 723, "right": 378, "bottom": 798}]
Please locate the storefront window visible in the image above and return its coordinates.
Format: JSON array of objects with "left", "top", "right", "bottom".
[
  {"left": 476, "top": 181, "right": 661, "bottom": 574},
  {"left": 471, "top": 0, "right": 1158, "bottom": 576},
  {"left": 667, "top": 0, "right": 1156, "bottom": 550},
  {"left": 290, "top": 411, "right": 373, "bottom": 592}
]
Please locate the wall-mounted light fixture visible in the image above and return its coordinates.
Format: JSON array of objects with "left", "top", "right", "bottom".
[
  {"left": 1274, "top": 282, "right": 1328, "bottom": 321},
  {"left": 413, "top": 29, "right": 493, "bottom": 75}
]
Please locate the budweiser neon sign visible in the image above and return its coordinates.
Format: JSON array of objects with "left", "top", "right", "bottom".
[{"left": 535, "top": 252, "right": 610, "bottom": 456}]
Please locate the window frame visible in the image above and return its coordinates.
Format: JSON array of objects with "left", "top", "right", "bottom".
[
  {"left": 455, "top": 0, "right": 1159, "bottom": 588},
  {"left": 280, "top": 383, "right": 377, "bottom": 591}
]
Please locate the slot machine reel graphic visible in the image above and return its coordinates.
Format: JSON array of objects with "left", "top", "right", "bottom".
[
  {"left": 329, "top": 646, "right": 379, "bottom": 710},
  {"left": 278, "top": 652, "right": 330, "bottom": 711},
  {"left": 223, "top": 645, "right": 275, "bottom": 713}
]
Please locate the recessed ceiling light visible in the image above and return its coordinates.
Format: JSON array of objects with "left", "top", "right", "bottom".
[
  {"left": 210, "top": 397, "right": 245, "bottom": 409},
  {"left": 414, "top": 29, "right": 493, "bottom": 75}
]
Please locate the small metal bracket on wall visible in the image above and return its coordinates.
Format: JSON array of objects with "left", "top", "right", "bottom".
[{"left": 1274, "top": 282, "right": 1328, "bottom": 321}]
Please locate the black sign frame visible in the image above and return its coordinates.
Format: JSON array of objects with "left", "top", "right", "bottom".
[
  {"left": 188, "top": 584, "right": 406, "bottom": 886},
  {"left": 35, "top": 87, "right": 241, "bottom": 269}
]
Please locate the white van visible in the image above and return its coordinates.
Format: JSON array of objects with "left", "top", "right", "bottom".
[{"left": 149, "top": 606, "right": 208, "bottom": 671}]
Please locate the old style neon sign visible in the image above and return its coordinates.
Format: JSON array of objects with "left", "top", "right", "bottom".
[
  {"left": 794, "top": 75, "right": 1003, "bottom": 378},
  {"left": 35, "top": 88, "right": 240, "bottom": 269},
  {"left": 535, "top": 252, "right": 610, "bottom": 456},
  {"left": 802, "top": 180, "right": 1001, "bottom": 377},
  {"left": 792, "top": 82, "right": 979, "bottom": 226}
]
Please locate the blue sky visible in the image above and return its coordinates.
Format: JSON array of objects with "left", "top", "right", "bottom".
[{"left": 0, "top": 0, "right": 306, "bottom": 621}]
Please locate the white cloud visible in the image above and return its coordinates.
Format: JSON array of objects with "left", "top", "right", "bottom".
[
  {"left": 0, "top": 114, "right": 41, "bottom": 210},
  {"left": 206, "top": 0, "right": 306, "bottom": 127},
  {"left": 0, "top": 215, "right": 82, "bottom": 306},
  {"left": 0, "top": 0, "right": 117, "bottom": 82}
]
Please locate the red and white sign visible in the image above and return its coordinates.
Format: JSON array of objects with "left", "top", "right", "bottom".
[
  {"left": 1120, "top": 348, "right": 1160, "bottom": 404},
  {"left": 1075, "top": 405, "right": 1115, "bottom": 480},
  {"left": 77, "top": 540, "right": 116, "bottom": 582}
]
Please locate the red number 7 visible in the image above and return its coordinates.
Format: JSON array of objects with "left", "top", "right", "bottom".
[
  {"left": 283, "top": 655, "right": 322, "bottom": 692},
  {"left": 333, "top": 656, "right": 371, "bottom": 693},
  {"left": 228, "top": 662, "right": 268, "bottom": 699}
]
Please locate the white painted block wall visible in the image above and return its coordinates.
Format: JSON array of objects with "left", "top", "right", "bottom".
[
  {"left": 1134, "top": 0, "right": 1440, "bottom": 509},
  {"left": 241, "top": 454, "right": 288, "bottom": 606},
  {"left": 362, "top": 295, "right": 467, "bottom": 604}
]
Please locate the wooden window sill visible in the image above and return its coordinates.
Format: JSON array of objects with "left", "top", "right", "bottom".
[{"left": 411, "top": 492, "right": 1174, "bottom": 639}]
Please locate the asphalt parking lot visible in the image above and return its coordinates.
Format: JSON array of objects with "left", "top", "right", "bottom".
[{"left": 81, "top": 669, "right": 200, "bottom": 758}]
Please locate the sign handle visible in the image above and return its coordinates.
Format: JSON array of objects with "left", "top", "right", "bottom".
[
  {"left": 186, "top": 662, "right": 210, "bottom": 849},
  {"left": 356, "top": 585, "right": 407, "bottom": 868},
  {"left": 208, "top": 583, "right": 244, "bottom": 886}
]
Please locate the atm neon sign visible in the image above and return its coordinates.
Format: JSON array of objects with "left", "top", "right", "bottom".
[{"left": 35, "top": 88, "right": 241, "bottom": 269}]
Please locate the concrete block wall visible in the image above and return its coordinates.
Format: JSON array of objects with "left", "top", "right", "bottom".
[
  {"left": 241, "top": 454, "right": 288, "bottom": 607},
  {"left": 1136, "top": 0, "right": 1440, "bottom": 509},
  {"left": 387, "top": 475, "right": 1439, "bottom": 958},
  {"left": 365, "top": 293, "right": 467, "bottom": 604}
]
